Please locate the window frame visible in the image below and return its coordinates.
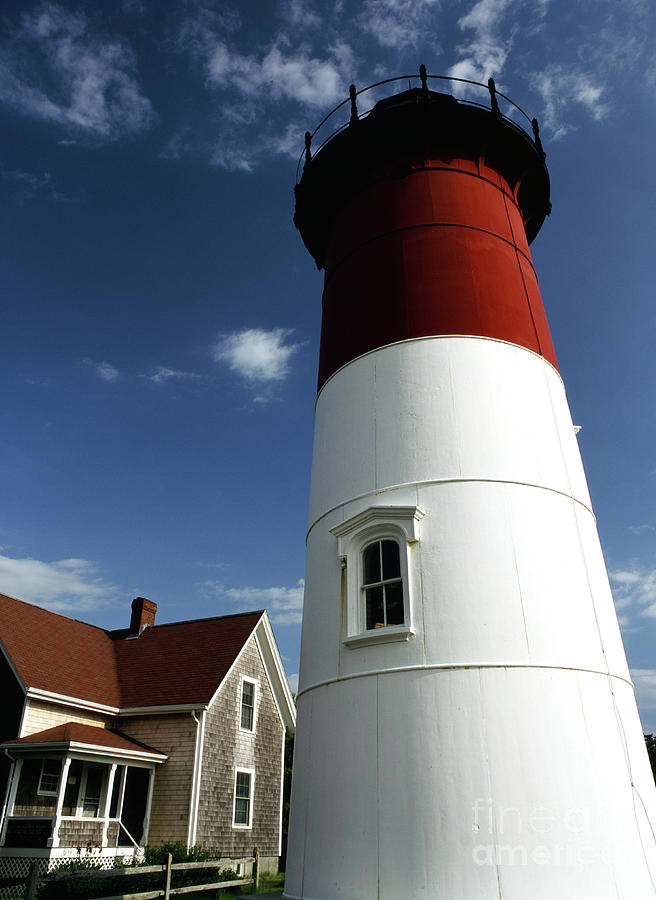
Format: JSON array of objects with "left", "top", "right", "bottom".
[
  {"left": 330, "top": 505, "right": 424, "bottom": 647},
  {"left": 238, "top": 676, "right": 258, "bottom": 734},
  {"left": 37, "top": 758, "right": 61, "bottom": 797},
  {"left": 232, "top": 767, "right": 255, "bottom": 829},
  {"left": 361, "top": 538, "right": 405, "bottom": 630}
]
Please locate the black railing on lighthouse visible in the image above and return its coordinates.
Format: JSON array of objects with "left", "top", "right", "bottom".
[{"left": 297, "top": 66, "right": 545, "bottom": 181}]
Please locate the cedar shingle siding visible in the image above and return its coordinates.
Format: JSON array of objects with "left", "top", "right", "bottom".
[
  {"left": 196, "top": 635, "right": 284, "bottom": 856},
  {"left": 118, "top": 714, "right": 197, "bottom": 846}
]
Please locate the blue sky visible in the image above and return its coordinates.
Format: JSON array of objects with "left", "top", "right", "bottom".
[{"left": 1, "top": 0, "right": 656, "bottom": 725}]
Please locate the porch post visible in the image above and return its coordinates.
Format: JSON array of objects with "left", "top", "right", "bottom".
[
  {"left": 101, "top": 764, "right": 117, "bottom": 848},
  {"left": 0, "top": 757, "right": 22, "bottom": 845},
  {"left": 141, "top": 768, "right": 156, "bottom": 847},
  {"left": 49, "top": 756, "right": 71, "bottom": 848}
]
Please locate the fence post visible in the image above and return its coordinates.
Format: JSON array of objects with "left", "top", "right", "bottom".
[
  {"left": 253, "top": 847, "right": 259, "bottom": 891},
  {"left": 24, "top": 861, "right": 40, "bottom": 900},
  {"left": 163, "top": 853, "right": 172, "bottom": 900}
]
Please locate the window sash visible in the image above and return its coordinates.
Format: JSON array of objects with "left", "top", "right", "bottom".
[
  {"left": 233, "top": 771, "right": 252, "bottom": 827},
  {"left": 38, "top": 760, "right": 61, "bottom": 796},
  {"left": 362, "top": 540, "right": 404, "bottom": 630},
  {"left": 240, "top": 681, "right": 255, "bottom": 731}
]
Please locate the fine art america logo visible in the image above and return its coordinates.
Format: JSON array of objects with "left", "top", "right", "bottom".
[{"left": 471, "top": 798, "right": 615, "bottom": 867}]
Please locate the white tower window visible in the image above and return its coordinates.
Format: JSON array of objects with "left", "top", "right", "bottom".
[
  {"left": 362, "top": 540, "right": 404, "bottom": 630},
  {"left": 330, "top": 505, "right": 424, "bottom": 647}
]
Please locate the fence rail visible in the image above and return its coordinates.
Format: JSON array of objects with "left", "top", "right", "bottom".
[{"left": 21, "top": 849, "right": 260, "bottom": 900}]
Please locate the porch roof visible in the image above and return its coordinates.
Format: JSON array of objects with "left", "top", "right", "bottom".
[{"left": 1, "top": 723, "right": 167, "bottom": 763}]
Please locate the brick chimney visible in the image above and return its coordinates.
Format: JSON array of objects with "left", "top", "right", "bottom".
[{"left": 129, "top": 597, "right": 157, "bottom": 635}]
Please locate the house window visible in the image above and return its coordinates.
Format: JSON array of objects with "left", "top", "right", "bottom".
[
  {"left": 37, "top": 759, "right": 61, "bottom": 796},
  {"left": 239, "top": 678, "right": 257, "bottom": 732},
  {"left": 330, "top": 505, "right": 424, "bottom": 647},
  {"left": 232, "top": 769, "right": 254, "bottom": 828},
  {"left": 362, "top": 540, "right": 404, "bottom": 630}
]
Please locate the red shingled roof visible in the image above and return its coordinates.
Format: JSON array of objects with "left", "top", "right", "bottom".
[
  {"left": 0, "top": 593, "right": 263, "bottom": 710},
  {"left": 2, "top": 723, "right": 164, "bottom": 757}
]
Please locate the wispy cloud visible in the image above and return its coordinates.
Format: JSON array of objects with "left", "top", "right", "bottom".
[
  {"left": 357, "top": 0, "right": 440, "bottom": 51},
  {"left": 533, "top": 64, "right": 606, "bottom": 138},
  {"left": 448, "top": 0, "right": 517, "bottom": 83},
  {"left": 205, "top": 578, "right": 305, "bottom": 625},
  {"left": 0, "top": 3, "right": 153, "bottom": 138},
  {"left": 0, "top": 553, "right": 118, "bottom": 613},
  {"left": 213, "top": 328, "right": 300, "bottom": 384},
  {"left": 175, "top": 11, "right": 354, "bottom": 170},
  {"left": 141, "top": 366, "right": 201, "bottom": 385},
  {"left": 84, "top": 358, "right": 119, "bottom": 382},
  {"left": 1, "top": 166, "right": 65, "bottom": 203},
  {"left": 280, "top": 0, "right": 322, "bottom": 31},
  {"left": 610, "top": 566, "right": 656, "bottom": 622}
]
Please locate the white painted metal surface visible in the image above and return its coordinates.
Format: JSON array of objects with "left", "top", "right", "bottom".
[{"left": 285, "top": 336, "right": 656, "bottom": 899}]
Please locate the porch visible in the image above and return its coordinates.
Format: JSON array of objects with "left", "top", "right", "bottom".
[{"left": 0, "top": 723, "right": 166, "bottom": 856}]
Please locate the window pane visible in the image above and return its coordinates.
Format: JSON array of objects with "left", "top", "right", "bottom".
[
  {"left": 39, "top": 760, "right": 61, "bottom": 794},
  {"left": 241, "top": 682, "right": 254, "bottom": 730},
  {"left": 363, "top": 543, "right": 380, "bottom": 585},
  {"left": 236, "top": 772, "right": 251, "bottom": 799},
  {"left": 381, "top": 540, "right": 400, "bottom": 579},
  {"left": 385, "top": 582, "right": 404, "bottom": 625},
  {"left": 365, "top": 586, "right": 385, "bottom": 630},
  {"left": 241, "top": 704, "right": 253, "bottom": 730},
  {"left": 235, "top": 798, "right": 249, "bottom": 825}
]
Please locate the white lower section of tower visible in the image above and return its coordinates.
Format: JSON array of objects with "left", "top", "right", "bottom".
[{"left": 285, "top": 336, "right": 656, "bottom": 900}]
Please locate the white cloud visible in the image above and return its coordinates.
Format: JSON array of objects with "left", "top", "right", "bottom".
[
  {"left": 287, "top": 672, "right": 299, "bottom": 693},
  {"left": 142, "top": 366, "right": 201, "bottom": 385},
  {"left": 609, "top": 566, "right": 656, "bottom": 619},
  {"left": 0, "top": 553, "right": 118, "bottom": 613},
  {"left": 213, "top": 328, "right": 300, "bottom": 383},
  {"left": 358, "top": 0, "right": 440, "bottom": 50},
  {"left": 221, "top": 578, "right": 305, "bottom": 625},
  {"left": 206, "top": 40, "right": 345, "bottom": 108},
  {"left": 281, "top": 0, "right": 322, "bottom": 30},
  {"left": 96, "top": 361, "right": 120, "bottom": 382},
  {"left": 448, "top": 0, "right": 516, "bottom": 84},
  {"left": 0, "top": 3, "right": 153, "bottom": 138},
  {"left": 533, "top": 64, "right": 606, "bottom": 138},
  {"left": 84, "top": 358, "right": 119, "bottom": 382}
]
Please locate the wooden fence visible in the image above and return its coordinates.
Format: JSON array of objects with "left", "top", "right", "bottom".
[{"left": 21, "top": 849, "right": 260, "bottom": 900}]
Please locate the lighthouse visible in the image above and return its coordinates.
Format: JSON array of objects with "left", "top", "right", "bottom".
[{"left": 284, "top": 71, "right": 656, "bottom": 899}]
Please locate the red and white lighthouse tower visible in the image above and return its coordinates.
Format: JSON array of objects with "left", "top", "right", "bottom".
[{"left": 285, "top": 71, "right": 656, "bottom": 899}]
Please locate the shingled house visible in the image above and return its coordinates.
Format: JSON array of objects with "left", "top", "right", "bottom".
[{"left": 0, "top": 593, "right": 295, "bottom": 883}]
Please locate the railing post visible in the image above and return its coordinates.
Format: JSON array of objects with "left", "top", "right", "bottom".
[
  {"left": 304, "top": 132, "right": 312, "bottom": 170},
  {"left": 488, "top": 77, "right": 500, "bottom": 116},
  {"left": 532, "top": 117, "right": 545, "bottom": 157},
  {"left": 24, "top": 861, "right": 40, "bottom": 900},
  {"left": 163, "top": 852, "right": 172, "bottom": 900},
  {"left": 419, "top": 63, "right": 428, "bottom": 94},
  {"left": 349, "top": 84, "right": 358, "bottom": 125},
  {"left": 253, "top": 846, "right": 259, "bottom": 890}
]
